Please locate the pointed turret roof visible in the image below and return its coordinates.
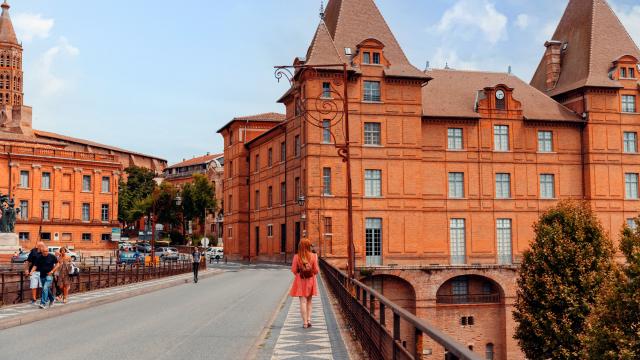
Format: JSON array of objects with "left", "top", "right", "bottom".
[
  {"left": 531, "top": 0, "right": 640, "bottom": 96},
  {"left": 304, "top": 0, "right": 427, "bottom": 79},
  {"left": 0, "top": 1, "right": 18, "bottom": 45}
]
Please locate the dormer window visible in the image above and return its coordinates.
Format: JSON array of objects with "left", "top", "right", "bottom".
[
  {"left": 630, "top": 67, "right": 636, "bottom": 78},
  {"left": 363, "top": 52, "right": 371, "bottom": 64},
  {"left": 372, "top": 52, "right": 380, "bottom": 64},
  {"left": 621, "top": 68, "right": 627, "bottom": 78}
]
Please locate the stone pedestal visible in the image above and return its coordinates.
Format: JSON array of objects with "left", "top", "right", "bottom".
[{"left": 0, "top": 233, "right": 19, "bottom": 255}]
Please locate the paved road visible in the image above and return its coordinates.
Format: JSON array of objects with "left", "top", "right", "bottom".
[{"left": 0, "top": 263, "right": 292, "bottom": 360}]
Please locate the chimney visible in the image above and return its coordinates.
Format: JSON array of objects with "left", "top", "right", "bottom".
[{"left": 544, "top": 40, "right": 563, "bottom": 90}]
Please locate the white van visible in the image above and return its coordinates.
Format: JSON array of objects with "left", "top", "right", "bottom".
[
  {"left": 48, "top": 246, "right": 79, "bottom": 260},
  {"left": 205, "top": 247, "right": 224, "bottom": 261}
]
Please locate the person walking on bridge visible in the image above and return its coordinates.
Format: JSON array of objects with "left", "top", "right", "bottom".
[
  {"left": 192, "top": 247, "right": 202, "bottom": 283},
  {"left": 24, "top": 241, "right": 44, "bottom": 306},
  {"left": 289, "top": 238, "right": 319, "bottom": 329}
]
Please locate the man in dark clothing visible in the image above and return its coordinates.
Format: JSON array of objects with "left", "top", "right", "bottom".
[
  {"left": 29, "top": 245, "right": 58, "bottom": 308},
  {"left": 24, "top": 241, "right": 45, "bottom": 305},
  {"left": 192, "top": 247, "right": 201, "bottom": 283}
]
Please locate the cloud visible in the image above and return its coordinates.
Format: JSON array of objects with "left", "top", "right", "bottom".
[
  {"left": 431, "top": 47, "right": 479, "bottom": 70},
  {"left": 33, "top": 37, "right": 79, "bottom": 96},
  {"left": 13, "top": 13, "right": 54, "bottom": 42},
  {"left": 515, "top": 14, "right": 529, "bottom": 30},
  {"left": 434, "top": 0, "right": 508, "bottom": 44},
  {"left": 609, "top": 1, "right": 640, "bottom": 46}
]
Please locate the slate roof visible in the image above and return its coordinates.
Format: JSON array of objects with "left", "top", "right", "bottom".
[
  {"left": 424, "top": 69, "right": 583, "bottom": 122},
  {"left": 530, "top": 0, "right": 640, "bottom": 96}
]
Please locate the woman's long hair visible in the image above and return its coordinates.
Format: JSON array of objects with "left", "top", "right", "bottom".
[{"left": 297, "top": 238, "right": 312, "bottom": 265}]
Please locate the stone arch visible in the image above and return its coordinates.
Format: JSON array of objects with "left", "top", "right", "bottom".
[{"left": 435, "top": 271, "right": 509, "bottom": 300}]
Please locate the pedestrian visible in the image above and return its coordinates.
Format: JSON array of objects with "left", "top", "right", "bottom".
[
  {"left": 56, "top": 247, "right": 72, "bottom": 304},
  {"left": 24, "top": 241, "right": 44, "bottom": 306},
  {"left": 192, "top": 247, "right": 201, "bottom": 283},
  {"left": 289, "top": 238, "right": 319, "bottom": 329},
  {"left": 53, "top": 250, "right": 61, "bottom": 301},
  {"left": 29, "top": 244, "right": 58, "bottom": 309}
]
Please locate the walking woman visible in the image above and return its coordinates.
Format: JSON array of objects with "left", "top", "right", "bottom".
[
  {"left": 57, "top": 247, "right": 72, "bottom": 304},
  {"left": 290, "top": 239, "right": 319, "bottom": 328}
]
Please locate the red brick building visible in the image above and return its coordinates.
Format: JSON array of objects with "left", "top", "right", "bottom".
[
  {"left": 219, "top": 0, "right": 640, "bottom": 358},
  {"left": 0, "top": 1, "right": 166, "bottom": 256}
]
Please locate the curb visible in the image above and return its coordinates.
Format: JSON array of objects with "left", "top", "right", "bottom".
[
  {"left": 0, "top": 269, "right": 222, "bottom": 331},
  {"left": 248, "top": 278, "right": 291, "bottom": 360}
]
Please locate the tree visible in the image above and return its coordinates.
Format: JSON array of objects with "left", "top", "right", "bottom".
[
  {"left": 583, "top": 220, "right": 640, "bottom": 359},
  {"left": 181, "top": 174, "right": 216, "bottom": 236},
  {"left": 513, "top": 200, "right": 615, "bottom": 360},
  {"left": 118, "top": 166, "right": 157, "bottom": 225}
]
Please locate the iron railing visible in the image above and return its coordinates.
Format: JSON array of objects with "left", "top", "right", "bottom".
[
  {"left": 436, "top": 293, "right": 501, "bottom": 305},
  {"left": 321, "top": 258, "right": 482, "bottom": 360}
]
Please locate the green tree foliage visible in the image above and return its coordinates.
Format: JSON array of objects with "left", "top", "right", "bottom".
[
  {"left": 583, "top": 220, "right": 640, "bottom": 359},
  {"left": 118, "top": 166, "right": 157, "bottom": 224},
  {"left": 181, "top": 174, "right": 216, "bottom": 235},
  {"left": 513, "top": 200, "right": 615, "bottom": 360}
]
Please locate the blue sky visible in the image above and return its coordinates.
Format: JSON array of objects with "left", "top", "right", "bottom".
[{"left": 11, "top": 0, "right": 640, "bottom": 164}]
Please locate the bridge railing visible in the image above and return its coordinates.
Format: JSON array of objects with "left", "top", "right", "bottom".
[{"left": 320, "top": 258, "right": 482, "bottom": 360}]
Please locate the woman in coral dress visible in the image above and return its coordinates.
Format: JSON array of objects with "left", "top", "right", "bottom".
[{"left": 290, "top": 238, "right": 319, "bottom": 328}]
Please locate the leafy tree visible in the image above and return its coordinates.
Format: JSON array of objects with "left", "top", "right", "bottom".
[
  {"left": 513, "top": 200, "right": 615, "bottom": 360},
  {"left": 583, "top": 220, "right": 640, "bottom": 359},
  {"left": 118, "top": 166, "right": 157, "bottom": 224},
  {"left": 181, "top": 174, "right": 216, "bottom": 236}
]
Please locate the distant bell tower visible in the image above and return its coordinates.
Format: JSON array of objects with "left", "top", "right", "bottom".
[{"left": 0, "top": 0, "right": 22, "bottom": 107}]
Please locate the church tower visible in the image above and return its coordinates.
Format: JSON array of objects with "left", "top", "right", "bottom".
[{"left": 0, "top": 0, "right": 22, "bottom": 107}]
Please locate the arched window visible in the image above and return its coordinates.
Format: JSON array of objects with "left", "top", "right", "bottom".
[
  {"left": 0, "top": 55, "right": 4, "bottom": 67},
  {"left": 485, "top": 343, "right": 494, "bottom": 360}
]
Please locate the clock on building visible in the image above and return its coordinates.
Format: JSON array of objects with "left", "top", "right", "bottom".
[{"left": 496, "top": 90, "right": 505, "bottom": 100}]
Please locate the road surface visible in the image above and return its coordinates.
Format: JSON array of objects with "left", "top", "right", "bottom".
[{"left": 0, "top": 263, "right": 292, "bottom": 360}]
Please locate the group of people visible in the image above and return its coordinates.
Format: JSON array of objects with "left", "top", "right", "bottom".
[{"left": 25, "top": 241, "right": 74, "bottom": 308}]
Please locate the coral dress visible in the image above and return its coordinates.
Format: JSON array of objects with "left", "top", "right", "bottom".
[{"left": 289, "top": 254, "right": 319, "bottom": 297}]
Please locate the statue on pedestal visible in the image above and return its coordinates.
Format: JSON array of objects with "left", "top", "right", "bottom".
[{"left": 0, "top": 193, "right": 19, "bottom": 233}]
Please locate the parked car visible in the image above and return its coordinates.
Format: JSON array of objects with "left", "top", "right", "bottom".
[
  {"left": 136, "top": 242, "right": 152, "bottom": 253},
  {"left": 118, "top": 251, "right": 144, "bottom": 265},
  {"left": 48, "top": 246, "right": 79, "bottom": 261},
  {"left": 154, "top": 247, "right": 179, "bottom": 261},
  {"left": 11, "top": 250, "right": 29, "bottom": 263},
  {"left": 206, "top": 247, "right": 224, "bottom": 261}
]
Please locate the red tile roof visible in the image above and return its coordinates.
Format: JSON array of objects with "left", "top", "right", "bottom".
[
  {"left": 424, "top": 69, "right": 583, "bottom": 122},
  {"left": 530, "top": 0, "right": 640, "bottom": 96},
  {"left": 166, "top": 153, "right": 223, "bottom": 170},
  {"left": 216, "top": 112, "right": 286, "bottom": 133}
]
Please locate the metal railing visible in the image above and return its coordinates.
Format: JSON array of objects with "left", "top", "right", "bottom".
[
  {"left": 0, "top": 260, "right": 203, "bottom": 307},
  {"left": 436, "top": 293, "right": 501, "bottom": 305},
  {"left": 321, "top": 258, "right": 482, "bottom": 360}
]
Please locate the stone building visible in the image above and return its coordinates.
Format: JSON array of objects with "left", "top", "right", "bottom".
[
  {"left": 219, "top": 0, "right": 640, "bottom": 358},
  {"left": 0, "top": 1, "right": 166, "bottom": 256}
]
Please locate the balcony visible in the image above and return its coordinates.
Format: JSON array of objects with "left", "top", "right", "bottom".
[
  {"left": 164, "top": 168, "right": 206, "bottom": 179},
  {"left": 3, "top": 145, "right": 119, "bottom": 163},
  {"left": 436, "top": 293, "right": 501, "bottom": 305}
]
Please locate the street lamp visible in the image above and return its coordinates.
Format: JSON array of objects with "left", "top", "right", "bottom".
[{"left": 297, "top": 195, "right": 306, "bottom": 207}]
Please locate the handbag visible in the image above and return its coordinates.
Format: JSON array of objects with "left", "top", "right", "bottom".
[{"left": 69, "top": 262, "right": 80, "bottom": 276}]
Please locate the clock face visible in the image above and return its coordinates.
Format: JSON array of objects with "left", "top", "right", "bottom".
[{"left": 496, "top": 90, "right": 505, "bottom": 100}]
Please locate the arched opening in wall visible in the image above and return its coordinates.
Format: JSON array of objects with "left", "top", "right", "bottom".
[
  {"left": 362, "top": 275, "right": 417, "bottom": 355},
  {"left": 435, "top": 275, "right": 507, "bottom": 360}
]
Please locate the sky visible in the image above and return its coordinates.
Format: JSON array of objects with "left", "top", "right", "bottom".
[{"left": 10, "top": 0, "right": 640, "bottom": 164}]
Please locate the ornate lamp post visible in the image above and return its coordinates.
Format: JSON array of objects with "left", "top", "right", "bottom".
[{"left": 274, "top": 63, "right": 355, "bottom": 278}]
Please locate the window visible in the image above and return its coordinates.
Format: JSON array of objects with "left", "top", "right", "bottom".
[
  {"left": 450, "top": 219, "right": 466, "bottom": 264},
  {"left": 323, "top": 167, "right": 332, "bottom": 195},
  {"left": 82, "top": 233, "right": 91, "bottom": 241},
  {"left": 41, "top": 172, "right": 51, "bottom": 190},
  {"left": 497, "top": 219, "right": 512, "bottom": 265},
  {"left": 19, "top": 170, "right": 29, "bottom": 188},
  {"left": 372, "top": 52, "right": 380, "bottom": 64},
  {"left": 626, "top": 173, "right": 639, "bottom": 199},
  {"left": 363, "top": 81, "right": 381, "bottom": 102},
  {"left": 451, "top": 277, "right": 468, "bottom": 295},
  {"left": 228, "top": 195, "right": 233, "bottom": 213},
  {"left": 229, "top": 130, "right": 233, "bottom": 145},
  {"left": 627, "top": 218, "right": 637, "bottom": 230},
  {"left": 631, "top": 68, "right": 636, "bottom": 78},
  {"left": 448, "top": 172, "right": 464, "bottom": 198},
  {"left": 538, "top": 131, "right": 553, "bottom": 152},
  {"left": 19, "top": 200, "right": 28, "bottom": 220},
  {"left": 102, "top": 234, "right": 111, "bottom": 241},
  {"left": 82, "top": 175, "right": 91, "bottom": 192},
  {"left": 228, "top": 160, "right": 233, "bottom": 178},
  {"left": 295, "top": 177, "right": 301, "bottom": 200},
  {"left": 294, "top": 135, "right": 301, "bottom": 157},
  {"left": 19, "top": 232, "right": 29, "bottom": 241},
  {"left": 101, "top": 204, "right": 109, "bottom": 222},
  {"left": 494, "top": 125, "right": 509, "bottom": 151},
  {"left": 101, "top": 176, "right": 111, "bottom": 193},
  {"left": 365, "top": 218, "right": 382, "bottom": 265},
  {"left": 495, "top": 173, "right": 511, "bottom": 199},
  {"left": 322, "top": 82, "right": 331, "bottom": 98},
  {"left": 82, "top": 203, "right": 90, "bottom": 221},
  {"left": 622, "top": 95, "right": 636, "bottom": 113},
  {"left": 268, "top": 186, "right": 273, "bottom": 208},
  {"left": 40, "top": 232, "right": 51, "bottom": 241},
  {"left": 364, "top": 122, "right": 381, "bottom": 145},
  {"left": 268, "top": 148, "right": 273, "bottom": 167},
  {"left": 324, "top": 217, "right": 333, "bottom": 235},
  {"left": 41, "top": 201, "right": 50, "bottom": 221},
  {"left": 364, "top": 169, "right": 382, "bottom": 197},
  {"left": 448, "top": 128, "right": 463, "bottom": 150},
  {"left": 255, "top": 190, "right": 260, "bottom": 210},
  {"left": 267, "top": 224, "right": 273, "bottom": 237},
  {"left": 540, "top": 174, "right": 555, "bottom": 199},
  {"left": 228, "top": 226, "right": 233, "bottom": 238},
  {"left": 622, "top": 67, "right": 628, "bottom": 78},
  {"left": 624, "top": 132, "right": 637, "bottom": 153},
  {"left": 280, "top": 141, "right": 286, "bottom": 161},
  {"left": 280, "top": 181, "right": 286, "bottom": 205},
  {"left": 322, "top": 120, "right": 331, "bottom": 143},
  {"left": 255, "top": 154, "right": 260, "bottom": 172},
  {"left": 280, "top": 223, "right": 287, "bottom": 253},
  {"left": 485, "top": 343, "right": 495, "bottom": 360},
  {"left": 363, "top": 52, "right": 371, "bottom": 64}
]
